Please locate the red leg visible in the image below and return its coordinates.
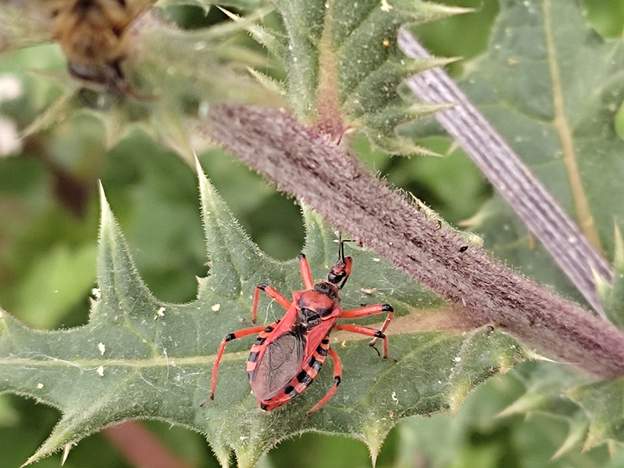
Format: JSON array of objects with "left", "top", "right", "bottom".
[
  {"left": 251, "top": 284, "right": 291, "bottom": 323},
  {"left": 308, "top": 347, "right": 343, "bottom": 414},
  {"left": 340, "top": 303, "right": 393, "bottom": 349},
  {"left": 339, "top": 303, "right": 393, "bottom": 319},
  {"left": 298, "top": 253, "right": 314, "bottom": 289},
  {"left": 206, "top": 325, "right": 266, "bottom": 403},
  {"left": 335, "top": 324, "right": 390, "bottom": 359}
]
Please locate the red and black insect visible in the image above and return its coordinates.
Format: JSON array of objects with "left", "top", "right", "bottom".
[{"left": 208, "top": 242, "right": 394, "bottom": 413}]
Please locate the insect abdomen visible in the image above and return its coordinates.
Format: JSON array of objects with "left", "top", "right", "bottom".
[
  {"left": 248, "top": 332, "right": 305, "bottom": 402},
  {"left": 259, "top": 336, "right": 331, "bottom": 411}
]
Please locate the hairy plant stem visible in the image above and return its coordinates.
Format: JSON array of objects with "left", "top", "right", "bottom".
[
  {"left": 398, "top": 29, "right": 612, "bottom": 317},
  {"left": 205, "top": 104, "right": 624, "bottom": 379}
]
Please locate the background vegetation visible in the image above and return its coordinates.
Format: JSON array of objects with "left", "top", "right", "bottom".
[{"left": 0, "top": 0, "right": 623, "bottom": 466}]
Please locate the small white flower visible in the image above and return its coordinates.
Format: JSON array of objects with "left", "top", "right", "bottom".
[
  {"left": 0, "top": 117, "right": 20, "bottom": 157},
  {"left": 0, "top": 75, "right": 22, "bottom": 102}
]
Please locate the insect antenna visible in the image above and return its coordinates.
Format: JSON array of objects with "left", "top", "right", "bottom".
[
  {"left": 337, "top": 233, "right": 355, "bottom": 262},
  {"left": 328, "top": 233, "right": 355, "bottom": 289}
]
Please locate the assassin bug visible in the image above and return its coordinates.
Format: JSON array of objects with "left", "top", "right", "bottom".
[{"left": 207, "top": 241, "right": 394, "bottom": 413}]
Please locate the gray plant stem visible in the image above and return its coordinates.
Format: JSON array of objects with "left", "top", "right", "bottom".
[
  {"left": 205, "top": 104, "right": 624, "bottom": 379},
  {"left": 398, "top": 29, "right": 612, "bottom": 318}
]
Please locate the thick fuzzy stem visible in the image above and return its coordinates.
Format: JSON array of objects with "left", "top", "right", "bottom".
[
  {"left": 398, "top": 29, "right": 612, "bottom": 317},
  {"left": 204, "top": 104, "right": 624, "bottom": 379}
]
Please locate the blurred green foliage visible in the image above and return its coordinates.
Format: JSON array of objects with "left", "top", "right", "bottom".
[{"left": 0, "top": 0, "right": 622, "bottom": 467}]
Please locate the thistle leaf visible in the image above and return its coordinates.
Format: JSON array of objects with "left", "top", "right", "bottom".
[
  {"left": 3, "top": 1, "right": 461, "bottom": 158},
  {"left": 568, "top": 379, "right": 624, "bottom": 451},
  {"left": 443, "top": 0, "right": 624, "bottom": 300},
  {"left": 0, "top": 165, "right": 525, "bottom": 467},
  {"left": 242, "top": 0, "right": 467, "bottom": 153},
  {"left": 436, "top": 1, "right": 624, "bottom": 447},
  {"left": 598, "top": 226, "right": 624, "bottom": 327}
]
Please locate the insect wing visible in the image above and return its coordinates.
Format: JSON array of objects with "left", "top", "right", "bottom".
[{"left": 251, "top": 333, "right": 305, "bottom": 401}]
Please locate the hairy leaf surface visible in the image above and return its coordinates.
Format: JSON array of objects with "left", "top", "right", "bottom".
[
  {"left": 243, "top": 0, "right": 467, "bottom": 154},
  {"left": 492, "top": 239, "right": 624, "bottom": 455},
  {"left": 440, "top": 0, "right": 624, "bottom": 300},
  {"left": 0, "top": 164, "right": 524, "bottom": 467},
  {"left": 431, "top": 0, "right": 624, "bottom": 453},
  {"left": 395, "top": 362, "right": 614, "bottom": 467}
]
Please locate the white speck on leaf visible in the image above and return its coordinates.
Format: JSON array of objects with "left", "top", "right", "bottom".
[
  {"left": 211, "top": 304, "right": 221, "bottom": 312},
  {"left": 97, "top": 366, "right": 105, "bottom": 377},
  {"left": 37, "top": 383, "right": 44, "bottom": 389},
  {"left": 91, "top": 288, "right": 101, "bottom": 300},
  {"left": 155, "top": 306, "right": 166, "bottom": 319},
  {"left": 381, "top": 0, "right": 393, "bottom": 12}
]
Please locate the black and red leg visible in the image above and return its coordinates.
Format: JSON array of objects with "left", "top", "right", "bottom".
[
  {"left": 339, "top": 303, "right": 394, "bottom": 355},
  {"left": 206, "top": 325, "right": 267, "bottom": 404},
  {"left": 251, "top": 284, "right": 290, "bottom": 323},
  {"left": 335, "top": 323, "right": 390, "bottom": 359},
  {"left": 308, "top": 347, "right": 343, "bottom": 414},
  {"left": 298, "top": 253, "right": 315, "bottom": 289}
]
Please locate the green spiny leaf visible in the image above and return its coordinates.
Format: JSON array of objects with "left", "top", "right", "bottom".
[
  {"left": 550, "top": 411, "right": 590, "bottom": 460},
  {"left": 394, "top": 364, "right": 606, "bottom": 467},
  {"left": 568, "top": 379, "right": 624, "bottom": 451},
  {"left": 241, "top": 0, "right": 467, "bottom": 154},
  {"left": 439, "top": 0, "right": 624, "bottom": 301},
  {"left": 0, "top": 164, "right": 525, "bottom": 467},
  {"left": 494, "top": 363, "right": 592, "bottom": 458},
  {"left": 493, "top": 361, "right": 624, "bottom": 457},
  {"left": 480, "top": 0, "right": 624, "bottom": 293},
  {"left": 598, "top": 226, "right": 624, "bottom": 327}
]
